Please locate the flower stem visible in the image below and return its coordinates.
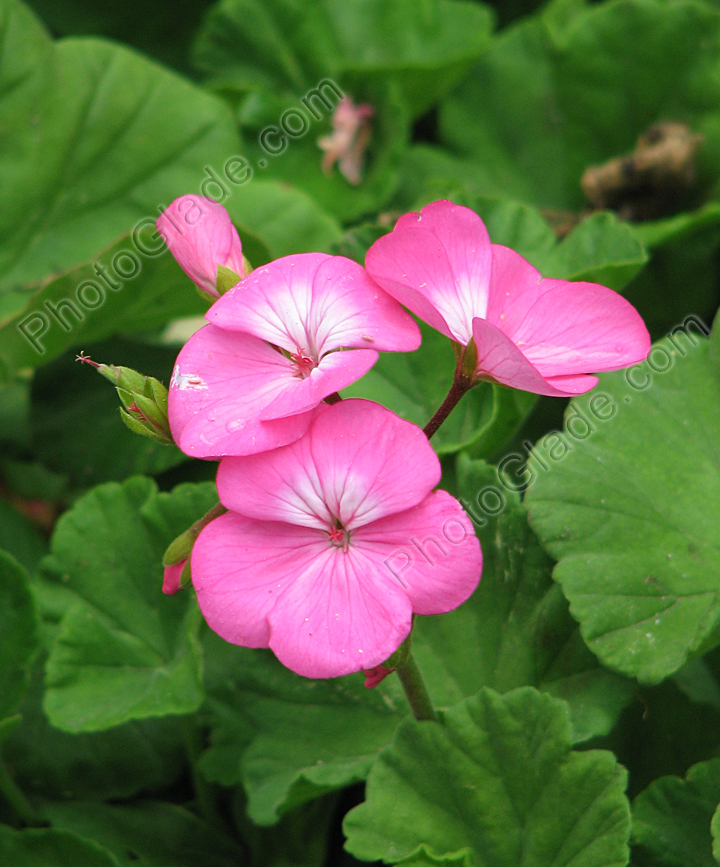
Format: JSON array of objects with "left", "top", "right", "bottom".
[
  {"left": 395, "top": 652, "right": 438, "bottom": 722},
  {"left": 0, "top": 753, "right": 43, "bottom": 826},
  {"left": 423, "top": 375, "right": 473, "bottom": 440}
]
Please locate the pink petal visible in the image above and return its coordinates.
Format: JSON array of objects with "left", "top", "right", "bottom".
[
  {"left": 216, "top": 399, "right": 441, "bottom": 529},
  {"left": 162, "top": 560, "right": 186, "bottom": 595},
  {"left": 366, "top": 200, "right": 493, "bottom": 344},
  {"left": 472, "top": 318, "right": 598, "bottom": 396},
  {"left": 487, "top": 245, "right": 651, "bottom": 376},
  {"left": 191, "top": 512, "right": 327, "bottom": 648},
  {"left": 168, "top": 324, "right": 314, "bottom": 457},
  {"left": 207, "top": 254, "right": 420, "bottom": 353},
  {"left": 156, "top": 195, "right": 244, "bottom": 297},
  {"left": 259, "top": 349, "right": 378, "bottom": 420},
  {"left": 352, "top": 491, "right": 482, "bottom": 616},
  {"left": 267, "top": 544, "right": 413, "bottom": 678}
]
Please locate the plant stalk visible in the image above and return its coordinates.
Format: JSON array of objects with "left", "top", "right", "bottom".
[
  {"left": 423, "top": 376, "right": 473, "bottom": 440},
  {"left": 395, "top": 652, "right": 438, "bottom": 722}
]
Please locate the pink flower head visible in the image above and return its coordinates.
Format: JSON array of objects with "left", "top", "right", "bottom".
[
  {"left": 191, "top": 399, "right": 482, "bottom": 679},
  {"left": 156, "top": 195, "right": 246, "bottom": 298},
  {"left": 318, "top": 96, "right": 374, "bottom": 185},
  {"left": 168, "top": 253, "right": 420, "bottom": 458},
  {"left": 366, "top": 200, "right": 651, "bottom": 396}
]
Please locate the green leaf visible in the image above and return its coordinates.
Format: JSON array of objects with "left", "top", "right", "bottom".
[
  {"left": 427, "top": 457, "right": 635, "bottom": 743},
  {"left": 199, "top": 630, "right": 409, "bottom": 825},
  {"left": 441, "top": 0, "right": 720, "bottom": 212},
  {"left": 0, "top": 551, "right": 40, "bottom": 723},
  {"left": 41, "top": 799, "right": 245, "bottom": 867},
  {"left": 525, "top": 334, "right": 720, "bottom": 684},
  {"left": 0, "top": 0, "right": 240, "bottom": 293},
  {"left": 224, "top": 179, "right": 342, "bottom": 258},
  {"left": 343, "top": 687, "right": 631, "bottom": 867},
  {"left": 5, "top": 655, "right": 185, "bottom": 800},
  {"left": 633, "top": 759, "right": 720, "bottom": 867},
  {"left": 42, "top": 477, "right": 218, "bottom": 731},
  {"left": 0, "top": 826, "right": 118, "bottom": 867},
  {"left": 30, "top": 340, "right": 186, "bottom": 490},
  {"left": 193, "top": 0, "right": 493, "bottom": 119}
]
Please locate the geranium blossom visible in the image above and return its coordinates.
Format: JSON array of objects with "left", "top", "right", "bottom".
[
  {"left": 168, "top": 253, "right": 419, "bottom": 457},
  {"left": 156, "top": 195, "right": 246, "bottom": 298},
  {"left": 365, "top": 200, "right": 651, "bottom": 396},
  {"left": 191, "top": 400, "right": 482, "bottom": 679}
]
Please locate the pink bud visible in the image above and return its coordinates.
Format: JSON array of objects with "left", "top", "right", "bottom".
[
  {"left": 156, "top": 195, "right": 245, "bottom": 298},
  {"left": 162, "top": 559, "right": 187, "bottom": 595},
  {"left": 363, "top": 665, "right": 396, "bottom": 689}
]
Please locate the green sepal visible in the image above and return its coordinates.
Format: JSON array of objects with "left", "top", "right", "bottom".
[
  {"left": 382, "top": 627, "right": 413, "bottom": 670},
  {"left": 460, "top": 338, "right": 478, "bottom": 380},
  {"left": 162, "top": 503, "right": 228, "bottom": 566},
  {"left": 216, "top": 264, "right": 243, "bottom": 295},
  {"left": 179, "top": 559, "right": 192, "bottom": 589},
  {"left": 133, "top": 394, "right": 168, "bottom": 431},
  {"left": 120, "top": 409, "right": 172, "bottom": 445}
]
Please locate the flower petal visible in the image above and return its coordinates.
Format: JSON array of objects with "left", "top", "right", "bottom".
[
  {"left": 168, "top": 324, "right": 313, "bottom": 457},
  {"left": 366, "top": 200, "right": 493, "bottom": 344},
  {"left": 267, "top": 544, "right": 413, "bottom": 678},
  {"left": 351, "top": 490, "right": 482, "bottom": 615},
  {"left": 156, "top": 195, "right": 244, "bottom": 297},
  {"left": 472, "top": 317, "right": 598, "bottom": 396},
  {"left": 192, "top": 512, "right": 327, "bottom": 648},
  {"left": 207, "top": 254, "right": 420, "bottom": 354},
  {"left": 208, "top": 253, "right": 329, "bottom": 349},
  {"left": 217, "top": 399, "right": 441, "bottom": 529},
  {"left": 487, "top": 245, "right": 651, "bottom": 376}
]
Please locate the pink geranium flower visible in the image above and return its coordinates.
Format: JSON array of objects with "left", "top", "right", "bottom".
[
  {"left": 168, "top": 253, "right": 420, "bottom": 457},
  {"left": 156, "top": 195, "right": 246, "bottom": 298},
  {"left": 191, "top": 400, "right": 482, "bottom": 679},
  {"left": 365, "top": 200, "right": 651, "bottom": 396}
]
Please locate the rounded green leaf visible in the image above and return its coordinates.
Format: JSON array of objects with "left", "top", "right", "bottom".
[
  {"left": 42, "top": 477, "right": 218, "bottom": 731},
  {"left": 525, "top": 332, "right": 720, "bottom": 684},
  {"left": 343, "top": 687, "right": 631, "bottom": 867},
  {"left": 633, "top": 759, "right": 720, "bottom": 867}
]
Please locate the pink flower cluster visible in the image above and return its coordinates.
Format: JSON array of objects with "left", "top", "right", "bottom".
[{"left": 158, "top": 196, "right": 650, "bottom": 681}]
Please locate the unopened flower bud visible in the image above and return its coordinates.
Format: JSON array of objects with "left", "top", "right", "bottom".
[
  {"left": 76, "top": 353, "right": 173, "bottom": 445},
  {"left": 162, "top": 560, "right": 187, "bottom": 595},
  {"left": 156, "top": 195, "right": 247, "bottom": 299},
  {"left": 162, "top": 503, "right": 228, "bottom": 593}
]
